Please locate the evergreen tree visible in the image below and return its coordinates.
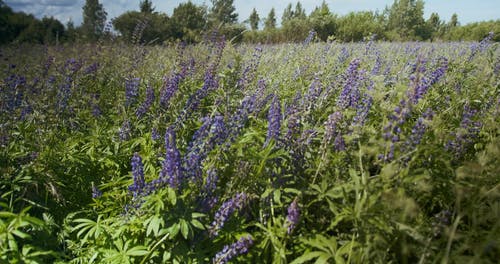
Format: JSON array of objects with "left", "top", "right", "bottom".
[
  {"left": 82, "top": 0, "right": 107, "bottom": 41},
  {"left": 209, "top": 0, "right": 238, "bottom": 26},
  {"left": 249, "top": 8, "right": 259, "bottom": 30},
  {"left": 282, "top": 3, "right": 293, "bottom": 24},
  {"left": 264, "top": 8, "right": 276, "bottom": 30},
  {"left": 140, "top": 0, "right": 154, "bottom": 14},
  {"left": 427, "top": 12, "right": 442, "bottom": 39},
  {"left": 294, "top": 1, "right": 306, "bottom": 19},
  {"left": 450, "top": 13, "right": 459, "bottom": 27}
]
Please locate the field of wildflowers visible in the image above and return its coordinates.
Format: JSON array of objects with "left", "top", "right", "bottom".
[{"left": 1, "top": 33, "right": 499, "bottom": 263}]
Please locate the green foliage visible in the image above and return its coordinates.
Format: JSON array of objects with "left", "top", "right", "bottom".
[
  {"left": 1, "top": 31, "right": 499, "bottom": 263},
  {"left": 208, "top": 0, "right": 238, "bottom": 27},
  {"left": 249, "top": 8, "right": 260, "bottom": 31},
  {"left": 264, "top": 8, "right": 276, "bottom": 30},
  {"left": 171, "top": 2, "right": 207, "bottom": 43},
  {"left": 81, "top": 0, "right": 107, "bottom": 42}
]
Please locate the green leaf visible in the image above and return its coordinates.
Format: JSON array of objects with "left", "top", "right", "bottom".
[
  {"left": 290, "top": 251, "right": 324, "bottom": 264},
  {"left": 126, "top": 246, "right": 149, "bottom": 256},
  {"left": 191, "top": 219, "right": 205, "bottom": 230},
  {"left": 179, "top": 219, "right": 189, "bottom": 239},
  {"left": 167, "top": 223, "right": 180, "bottom": 238},
  {"left": 167, "top": 188, "right": 177, "bottom": 206}
]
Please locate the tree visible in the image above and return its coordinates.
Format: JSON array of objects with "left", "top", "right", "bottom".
[
  {"left": 140, "top": 0, "right": 154, "bottom": 14},
  {"left": 41, "top": 16, "right": 65, "bottom": 44},
  {"left": 249, "top": 8, "right": 259, "bottom": 30},
  {"left": 208, "top": 0, "right": 238, "bottom": 26},
  {"left": 337, "top": 11, "right": 383, "bottom": 42},
  {"left": 66, "top": 19, "right": 78, "bottom": 42},
  {"left": 113, "top": 11, "right": 173, "bottom": 44},
  {"left": 310, "top": 1, "right": 337, "bottom": 41},
  {"left": 171, "top": 1, "right": 206, "bottom": 43},
  {"left": 426, "top": 12, "right": 442, "bottom": 40},
  {"left": 264, "top": 8, "right": 276, "bottom": 30},
  {"left": 387, "top": 0, "right": 426, "bottom": 40},
  {"left": 294, "top": 1, "right": 306, "bottom": 19},
  {"left": 282, "top": 3, "right": 293, "bottom": 24},
  {"left": 450, "top": 13, "right": 459, "bottom": 27},
  {"left": 82, "top": 0, "right": 107, "bottom": 41}
]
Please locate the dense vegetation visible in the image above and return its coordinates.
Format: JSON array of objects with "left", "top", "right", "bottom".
[
  {"left": 1, "top": 0, "right": 500, "bottom": 45},
  {"left": 1, "top": 30, "right": 499, "bottom": 263}
]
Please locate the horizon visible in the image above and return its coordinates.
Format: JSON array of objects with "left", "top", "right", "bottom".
[{"left": 4, "top": 0, "right": 500, "bottom": 27}]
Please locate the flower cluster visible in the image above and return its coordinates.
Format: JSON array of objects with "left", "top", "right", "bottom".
[
  {"left": 213, "top": 235, "right": 253, "bottom": 264},
  {"left": 128, "top": 152, "right": 145, "bottom": 198},
  {"left": 160, "top": 72, "right": 184, "bottom": 108},
  {"left": 158, "top": 127, "right": 182, "bottom": 189},
  {"left": 209, "top": 192, "right": 247, "bottom": 237},
  {"left": 92, "top": 183, "right": 102, "bottom": 199},
  {"left": 237, "top": 45, "right": 262, "bottom": 89},
  {"left": 264, "top": 94, "right": 282, "bottom": 147},
  {"left": 136, "top": 85, "right": 155, "bottom": 118},
  {"left": 184, "top": 115, "right": 227, "bottom": 182},
  {"left": 125, "top": 77, "right": 140, "bottom": 107},
  {"left": 337, "top": 58, "right": 363, "bottom": 110},
  {"left": 445, "top": 104, "right": 482, "bottom": 158},
  {"left": 198, "top": 169, "right": 219, "bottom": 212},
  {"left": 324, "top": 111, "right": 345, "bottom": 151},
  {"left": 286, "top": 198, "right": 300, "bottom": 234},
  {"left": 119, "top": 120, "right": 131, "bottom": 141}
]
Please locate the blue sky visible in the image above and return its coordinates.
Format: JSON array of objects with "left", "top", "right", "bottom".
[{"left": 4, "top": 0, "right": 500, "bottom": 27}]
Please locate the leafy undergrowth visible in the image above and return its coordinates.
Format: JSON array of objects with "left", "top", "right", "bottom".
[{"left": 1, "top": 34, "right": 499, "bottom": 263}]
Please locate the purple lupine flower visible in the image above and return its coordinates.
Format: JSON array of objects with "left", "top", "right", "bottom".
[
  {"left": 304, "top": 77, "right": 322, "bottom": 109},
  {"left": 334, "top": 134, "right": 346, "bottom": 151},
  {"left": 119, "top": 120, "right": 131, "bottom": 141},
  {"left": 129, "top": 153, "right": 145, "bottom": 197},
  {"left": 175, "top": 68, "right": 219, "bottom": 127},
  {"left": 18, "top": 104, "right": 31, "bottom": 121},
  {"left": 3, "top": 74, "right": 26, "bottom": 111},
  {"left": 371, "top": 51, "right": 383, "bottom": 75},
  {"left": 64, "top": 58, "right": 82, "bottom": 74},
  {"left": 57, "top": 76, "right": 72, "bottom": 112},
  {"left": 92, "top": 103, "right": 102, "bottom": 117},
  {"left": 337, "top": 58, "right": 362, "bottom": 110},
  {"left": 125, "top": 77, "right": 140, "bottom": 107},
  {"left": 445, "top": 104, "right": 482, "bottom": 158},
  {"left": 469, "top": 32, "right": 494, "bottom": 61},
  {"left": 199, "top": 169, "right": 219, "bottom": 212},
  {"left": 209, "top": 192, "right": 248, "bottom": 237},
  {"left": 158, "top": 127, "right": 182, "bottom": 189},
  {"left": 409, "top": 57, "right": 448, "bottom": 104},
  {"left": 92, "top": 183, "right": 102, "bottom": 199},
  {"left": 324, "top": 111, "right": 343, "bottom": 143},
  {"left": 352, "top": 94, "right": 373, "bottom": 127},
  {"left": 286, "top": 198, "right": 300, "bottom": 234},
  {"left": 404, "top": 109, "right": 434, "bottom": 153},
  {"left": 160, "top": 73, "right": 183, "bottom": 107},
  {"left": 338, "top": 47, "right": 350, "bottom": 63},
  {"left": 237, "top": 45, "right": 263, "bottom": 89},
  {"left": 264, "top": 94, "right": 281, "bottom": 147},
  {"left": 213, "top": 235, "right": 253, "bottom": 264},
  {"left": 151, "top": 127, "right": 160, "bottom": 141},
  {"left": 184, "top": 115, "right": 227, "bottom": 183},
  {"left": 84, "top": 62, "right": 99, "bottom": 75},
  {"left": 303, "top": 30, "right": 316, "bottom": 45},
  {"left": 136, "top": 85, "right": 155, "bottom": 118}
]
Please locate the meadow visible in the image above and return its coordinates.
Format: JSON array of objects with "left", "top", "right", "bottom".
[{"left": 1, "top": 33, "right": 499, "bottom": 263}]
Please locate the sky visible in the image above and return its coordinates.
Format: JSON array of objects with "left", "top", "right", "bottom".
[{"left": 4, "top": 0, "right": 500, "bottom": 27}]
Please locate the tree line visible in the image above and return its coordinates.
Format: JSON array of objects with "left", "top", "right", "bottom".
[{"left": 1, "top": 0, "right": 499, "bottom": 45}]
